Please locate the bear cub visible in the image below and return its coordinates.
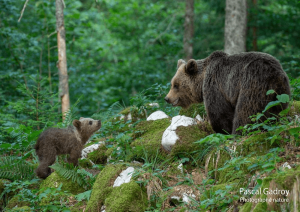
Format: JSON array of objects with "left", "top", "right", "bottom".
[{"left": 35, "top": 117, "right": 101, "bottom": 179}]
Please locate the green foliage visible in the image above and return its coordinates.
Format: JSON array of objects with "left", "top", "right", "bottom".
[
  {"left": 1, "top": 179, "right": 73, "bottom": 211},
  {"left": 110, "top": 133, "right": 134, "bottom": 162},
  {"left": 50, "top": 163, "right": 96, "bottom": 190},
  {"left": 0, "top": 156, "right": 36, "bottom": 181}
]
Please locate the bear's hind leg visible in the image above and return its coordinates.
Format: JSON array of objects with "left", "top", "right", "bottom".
[
  {"left": 35, "top": 150, "right": 57, "bottom": 179},
  {"left": 205, "top": 93, "right": 234, "bottom": 134}
]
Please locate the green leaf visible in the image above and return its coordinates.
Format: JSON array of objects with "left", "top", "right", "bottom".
[
  {"left": 263, "top": 101, "right": 280, "bottom": 113},
  {"left": 289, "top": 127, "right": 300, "bottom": 136},
  {"left": 0, "top": 143, "right": 11, "bottom": 149},
  {"left": 279, "top": 108, "right": 290, "bottom": 116},
  {"left": 276, "top": 94, "right": 289, "bottom": 103},
  {"left": 266, "top": 90, "right": 275, "bottom": 95}
]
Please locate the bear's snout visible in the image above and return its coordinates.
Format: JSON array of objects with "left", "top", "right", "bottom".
[{"left": 164, "top": 97, "right": 170, "bottom": 103}]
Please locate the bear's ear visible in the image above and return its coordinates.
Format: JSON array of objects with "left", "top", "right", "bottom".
[
  {"left": 177, "top": 59, "right": 186, "bottom": 69},
  {"left": 73, "top": 120, "right": 81, "bottom": 130},
  {"left": 186, "top": 59, "right": 198, "bottom": 76},
  {"left": 79, "top": 117, "right": 84, "bottom": 120}
]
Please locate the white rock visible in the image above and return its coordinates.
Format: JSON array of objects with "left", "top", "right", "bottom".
[
  {"left": 182, "top": 193, "right": 196, "bottom": 203},
  {"left": 113, "top": 167, "right": 135, "bottom": 187},
  {"left": 162, "top": 115, "right": 197, "bottom": 151},
  {"left": 170, "top": 196, "right": 181, "bottom": 201},
  {"left": 149, "top": 103, "right": 159, "bottom": 107},
  {"left": 81, "top": 143, "right": 104, "bottom": 159},
  {"left": 177, "top": 163, "right": 183, "bottom": 174},
  {"left": 195, "top": 114, "right": 204, "bottom": 122},
  {"left": 282, "top": 162, "right": 292, "bottom": 169},
  {"left": 147, "top": 111, "right": 169, "bottom": 121}
]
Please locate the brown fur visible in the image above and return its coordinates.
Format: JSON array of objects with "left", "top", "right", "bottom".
[
  {"left": 35, "top": 117, "right": 101, "bottom": 179},
  {"left": 165, "top": 51, "right": 291, "bottom": 134}
]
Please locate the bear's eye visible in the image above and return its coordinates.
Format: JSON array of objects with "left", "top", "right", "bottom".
[
  {"left": 89, "top": 121, "right": 93, "bottom": 125},
  {"left": 174, "top": 84, "right": 179, "bottom": 89}
]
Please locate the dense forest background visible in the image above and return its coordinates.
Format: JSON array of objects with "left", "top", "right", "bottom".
[{"left": 0, "top": 0, "right": 300, "bottom": 136}]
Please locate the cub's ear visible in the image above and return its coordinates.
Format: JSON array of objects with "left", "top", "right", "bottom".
[
  {"left": 79, "top": 117, "right": 84, "bottom": 120},
  {"left": 177, "top": 59, "right": 186, "bottom": 69},
  {"left": 73, "top": 120, "right": 81, "bottom": 129},
  {"left": 186, "top": 59, "right": 198, "bottom": 76}
]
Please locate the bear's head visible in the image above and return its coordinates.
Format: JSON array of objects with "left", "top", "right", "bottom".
[
  {"left": 165, "top": 59, "right": 205, "bottom": 108},
  {"left": 72, "top": 117, "right": 101, "bottom": 143}
]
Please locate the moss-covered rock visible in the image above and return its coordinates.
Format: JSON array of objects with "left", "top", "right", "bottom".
[
  {"left": 105, "top": 181, "right": 148, "bottom": 212},
  {"left": 87, "top": 144, "right": 108, "bottom": 164},
  {"left": 9, "top": 206, "right": 32, "bottom": 211},
  {"left": 131, "top": 118, "right": 171, "bottom": 160},
  {"left": 40, "top": 172, "right": 84, "bottom": 195},
  {"left": 85, "top": 164, "right": 125, "bottom": 212},
  {"left": 169, "top": 124, "right": 211, "bottom": 158},
  {"left": 179, "top": 103, "right": 206, "bottom": 118},
  {"left": 5, "top": 195, "right": 30, "bottom": 209}
]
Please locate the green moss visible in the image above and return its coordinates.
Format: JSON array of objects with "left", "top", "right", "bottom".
[
  {"left": 206, "top": 148, "right": 232, "bottom": 183},
  {"left": 85, "top": 164, "right": 125, "bottom": 212},
  {"left": 0, "top": 179, "right": 9, "bottom": 194},
  {"left": 252, "top": 202, "right": 267, "bottom": 212},
  {"left": 289, "top": 101, "right": 300, "bottom": 115},
  {"left": 79, "top": 158, "right": 93, "bottom": 168},
  {"left": 237, "top": 132, "right": 280, "bottom": 156},
  {"left": 179, "top": 103, "right": 206, "bottom": 118},
  {"left": 40, "top": 172, "right": 84, "bottom": 195},
  {"left": 239, "top": 202, "right": 252, "bottom": 212},
  {"left": 39, "top": 192, "right": 74, "bottom": 206},
  {"left": 5, "top": 195, "right": 30, "bottom": 209},
  {"left": 9, "top": 206, "right": 32, "bottom": 211},
  {"left": 105, "top": 181, "right": 148, "bottom": 212},
  {"left": 70, "top": 201, "right": 87, "bottom": 212},
  {"left": 165, "top": 162, "right": 184, "bottom": 177},
  {"left": 170, "top": 125, "right": 210, "bottom": 157},
  {"left": 120, "top": 107, "right": 132, "bottom": 115},
  {"left": 87, "top": 144, "right": 108, "bottom": 164},
  {"left": 105, "top": 147, "right": 114, "bottom": 157},
  {"left": 131, "top": 118, "right": 171, "bottom": 160}
]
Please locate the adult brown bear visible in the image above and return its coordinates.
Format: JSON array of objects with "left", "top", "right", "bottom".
[{"left": 165, "top": 51, "right": 291, "bottom": 134}]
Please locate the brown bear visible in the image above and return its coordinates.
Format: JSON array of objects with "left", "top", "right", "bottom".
[
  {"left": 35, "top": 117, "right": 101, "bottom": 179},
  {"left": 165, "top": 51, "right": 291, "bottom": 134}
]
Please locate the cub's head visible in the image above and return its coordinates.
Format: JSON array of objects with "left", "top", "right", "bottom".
[
  {"left": 73, "top": 117, "right": 101, "bottom": 140},
  {"left": 165, "top": 59, "right": 203, "bottom": 108}
]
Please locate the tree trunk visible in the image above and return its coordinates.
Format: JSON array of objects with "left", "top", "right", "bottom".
[
  {"left": 183, "top": 0, "right": 194, "bottom": 61},
  {"left": 252, "top": 0, "right": 258, "bottom": 51},
  {"left": 224, "top": 0, "right": 247, "bottom": 55},
  {"left": 56, "top": 0, "right": 70, "bottom": 119}
]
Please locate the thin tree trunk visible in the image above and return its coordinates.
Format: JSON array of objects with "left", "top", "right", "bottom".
[
  {"left": 224, "top": 0, "right": 247, "bottom": 55},
  {"left": 252, "top": 0, "right": 258, "bottom": 51},
  {"left": 183, "top": 0, "right": 194, "bottom": 61},
  {"left": 56, "top": 0, "right": 70, "bottom": 119}
]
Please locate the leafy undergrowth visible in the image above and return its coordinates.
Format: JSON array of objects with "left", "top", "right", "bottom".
[{"left": 1, "top": 88, "right": 300, "bottom": 212}]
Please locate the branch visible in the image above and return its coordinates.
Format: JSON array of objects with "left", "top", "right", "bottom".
[
  {"left": 18, "top": 0, "right": 30, "bottom": 22},
  {"left": 147, "top": 14, "right": 177, "bottom": 46}
]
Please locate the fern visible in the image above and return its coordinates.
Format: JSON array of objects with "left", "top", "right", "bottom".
[
  {"left": 61, "top": 98, "right": 81, "bottom": 128},
  {"left": 50, "top": 163, "right": 96, "bottom": 189},
  {"left": 0, "top": 156, "right": 35, "bottom": 180}
]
